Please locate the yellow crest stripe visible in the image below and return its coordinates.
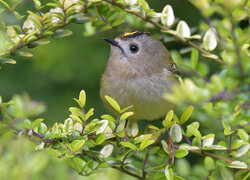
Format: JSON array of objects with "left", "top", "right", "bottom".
[
  {"left": 121, "top": 31, "right": 151, "bottom": 39},
  {"left": 122, "top": 31, "right": 140, "bottom": 38}
]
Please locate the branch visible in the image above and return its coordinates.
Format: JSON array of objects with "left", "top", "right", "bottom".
[
  {"left": 112, "top": 166, "right": 143, "bottom": 180},
  {"left": 189, "top": 149, "right": 231, "bottom": 163},
  {"left": 142, "top": 147, "right": 150, "bottom": 179},
  {"left": 187, "top": 149, "right": 250, "bottom": 171},
  {"left": 29, "top": 0, "right": 43, "bottom": 17},
  {"left": 103, "top": 0, "right": 224, "bottom": 65}
]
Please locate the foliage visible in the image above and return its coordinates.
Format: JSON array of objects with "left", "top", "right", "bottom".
[{"left": 0, "top": 0, "right": 249, "bottom": 180}]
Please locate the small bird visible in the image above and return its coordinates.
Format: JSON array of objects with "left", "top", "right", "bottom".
[{"left": 100, "top": 31, "right": 180, "bottom": 120}]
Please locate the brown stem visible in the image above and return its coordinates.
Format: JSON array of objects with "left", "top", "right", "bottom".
[
  {"left": 10, "top": 10, "right": 25, "bottom": 34},
  {"left": 112, "top": 166, "right": 143, "bottom": 180},
  {"left": 29, "top": 0, "right": 43, "bottom": 17},
  {"left": 189, "top": 149, "right": 232, "bottom": 163},
  {"left": 142, "top": 147, "right": 150, "bottom": 179},
  {"left": 103, "top": 0, "right": 224, "bottom": 65},
  {"left": 113, "top": 114, "right": 121, "bottom": 133},
  {"left": 95, "top": 5, "right": 110, "bottom": 25}
]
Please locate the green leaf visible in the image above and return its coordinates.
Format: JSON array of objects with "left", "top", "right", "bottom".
[
  {"left": 84, "top": 108, "right": 94, "bottom": 121},
  {"left": 139, "top": 134, "right": 152, "bottom": 150},
  {"left": 0, "top": 0, "right": 12, "bottom": 11},
  {"left": 234, "top": 142, "right": 249, "bottom": 157},
  {"left": 69, "top": 140, "right": 85, "bottom": 153},
  {"left": 38, "top": 122, "right": 47, "bottom": 134},
  {"left": 27, "top": 10, "right": 42, "bottom": 22},
  {"left": 95, "top": 133, "right": 106, "bottom": 145},
  {"left": 121, "top": 105, "right": 133, "bottom": 113},
  {"left": 120, "top": 111, "right": 134, "bottom": 122},
  {"left": 32, "top": 118, "right": 44, "bottom": 129},
  {"left": 105, "top": 95, "right": 121, "bottom": 113},
  {"left": 69, "top": 114, "right": 83, "bottom": 124},
  {"left": 53, "top": 29, "right": 73, "bottom": 38},
  {"left": 202, "top": 145, "right": 227, "bottom": 150},
  {"left": 170, "top": 124, "right": 182, "bottom": 143},
  {"left": 34, "top": 0, "right": 41, "bottom": 9},
  {"left": 46, "top": 2, "right": 61, "bottom": 8},
  {"left": 27, "top": 40, "right": 50, "bottom": 48},
  {"left": 165, "top": 165, "right": 174, "bottom": 180},
  {"left": 202, "top": 133, "right": 215, "bottom": 140},
  {"left": 162, "top": 109, "right": 174, "bottom": 127},
  {"left": 187, "top": 123, "right": 202, "bottom": 139},
  {"left": 73, "top": 90, "right": 86, "bottom": 108},
  {"left": 219, "top": 166, "right": 233, "bottom": 180},
  {"left": 222, "top": 120, "right": 234, "bottom": 135},
  {"left": 120, "top": 141, "right": 138, "bottom": 150},
  {"left": 101, "top": 114, "right": 116, "bottom": 123},
  {"left": 69, "top": 107, "right": 84, "bottom": 119},
  {"left": 12, "top": 51, "right": 33, "bottom": 57},
  {"left": 79, "top": 90, "right": 86, "bottom": 108},
  {"left": 140, "top": 140, "right": 155, "bottom": 151},
  {"left": 174, "top": 175, "right": 185, "bottom": 180},
  {"left": 204, "top": 156, "right": 215, "bottom": 171},
  {"left": 47, "top": 148, "right": 65, "bottom": 157},
  {"left": 228, "top": 161, "right": 247, "bottom": 169},
  {"left": 0, "top": 58, "right": 16, "bottom": 64},
  {"left": 237, "top": 129, "right": 249, "bottom": 142},
  {"left": 63, "top": 118, "right": 73, "bottom": 133},
  {"left": 175, "top": 149, "right": 188, "bottom": 158},
  {"left": 191, "top": 48, "right": 198, "bottom": 69},
  {"left": 231, "top": 139, "right": 244, "bottom": 149},
  {"left": 161, "top": 140, "right": 170, "bottom": 156},
  {"left": 180, "top": 106, "right": 193, "bottom": 124}
]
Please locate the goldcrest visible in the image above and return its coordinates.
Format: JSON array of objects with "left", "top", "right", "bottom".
[{"left": 101, "top": 31, "right": 179, "bottom": 120}]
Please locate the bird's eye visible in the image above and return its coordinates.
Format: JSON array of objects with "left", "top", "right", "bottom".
[{"left": 129, "top": 44, "right": 139, "bottom": 53}]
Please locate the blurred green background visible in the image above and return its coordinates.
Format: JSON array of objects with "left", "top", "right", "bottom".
[{"left": 0, "top": 0, "right": 204, "bottom": 179}]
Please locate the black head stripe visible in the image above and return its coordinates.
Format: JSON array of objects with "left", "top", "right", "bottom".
[{"left": 120, "top": 31, "right": 151, "bottom": 39}]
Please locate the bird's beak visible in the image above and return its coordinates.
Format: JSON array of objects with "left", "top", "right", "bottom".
[
  {"left": 103, "top": 38, "right": 118, "bottom": 46},
  {"left": 102, "top": 38, "right": 124, "bottom": 53}
]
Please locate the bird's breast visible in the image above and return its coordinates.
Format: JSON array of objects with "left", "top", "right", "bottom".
[{"left": 100, "top": 70, "right": 178, "bottom": 120}]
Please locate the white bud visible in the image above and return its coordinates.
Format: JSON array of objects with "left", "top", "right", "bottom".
[
  {"left": 161, "top": 5, "right": 175, "bottom": 26},
  {"left": 35, "top": 142, "right": 45, "bottom": 151},
  {"left": 23, "top": 15, "right": 39, "bottom": 34},
  {"left": 176, "top": 20, "right": 191, "bottom": 38},
  {"left": 49, "top": 7, "right": 64, "bottom": 24},
  {"left": 125, "top": 0, "right": 137, "bottom": 6},
  {"left": 74, "top": 122, "right": 83, "bottom": 132},
  {"left": 100, "top": 144, "right": 114, "bottom": 158},
  {"left": 127, "top": 120, "right": 139, "bottom": 137},
  {"left": 170, "top": 124, "right": 182, "bottom": 143},
  {"left": 96, "top": 119, "right": 109, "bottom": 135},
  {"left": 203, "top": 137, "right": 214, "bottom": 147},
  {"left": 60, "top": 0, "right": 83, "bottom": 12},
  {"left": 203, "top": 28, "right": 217, "bottom": 51}
]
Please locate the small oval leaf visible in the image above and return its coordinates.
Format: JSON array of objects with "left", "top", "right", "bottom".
[
  {"left": 176, "top": 20, "right": 190, "bottom": 38},
  {"left": 161, "top": 5, "right": 175, "bottom": 26},
  {"left": 203, "top": 28, "right": 217, "bottom": 51}
]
